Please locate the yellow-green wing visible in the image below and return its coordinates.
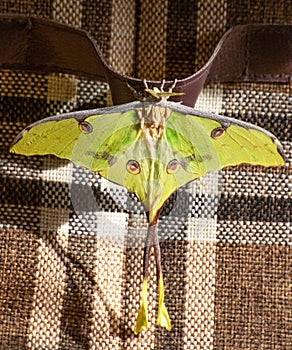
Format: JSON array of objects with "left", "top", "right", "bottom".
[
  {"left": 10, "top": 103, "right": 141, "bottom": 172},
  {"left": 10, "top": 101, "right": 285, "bottom": 225},
  {"left": 165, "top": 103, "right": 285, "bottom": 176}
]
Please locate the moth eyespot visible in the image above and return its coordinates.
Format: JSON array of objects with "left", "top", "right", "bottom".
[
  {"left": 126, "top": 160, "right": 141, "bottom": 174},
  {"left": 166, "top": 159, "right": 180, "bottom": 174},
  {"left": 211, "top": 127, "right": 225, "bottom": 139},
  {"left": 79, "top": 121, "right": 93, "bottom": 134}
]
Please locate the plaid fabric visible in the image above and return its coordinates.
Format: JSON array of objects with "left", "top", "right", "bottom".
[{"left": 0, "top": 1, "right": 291, "bottom": 349}]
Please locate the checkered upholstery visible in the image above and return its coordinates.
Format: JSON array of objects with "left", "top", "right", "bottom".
[{"left": 0, "top": 1, "right": 290, "bottom": 349}]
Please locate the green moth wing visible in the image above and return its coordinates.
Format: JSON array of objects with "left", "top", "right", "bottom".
[
  {"left": 10, "top": 100, "right": 285, "bottom": 224},
  {"left": 166, "top": 103, "right": 285, "bottom": 174},
  {"left": 10, "top": 103, "right": 141, "bottom": 172}
]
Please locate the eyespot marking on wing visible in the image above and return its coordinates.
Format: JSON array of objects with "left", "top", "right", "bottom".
[
  {"left": 166, "top": 159, "right": 180, "bottom": 174},
  {"left": 127, "top": 160, "right": 141, "bottom": 174},
  {"left": 79, "top": 121, "right": 93, "bottom": 134},
  {"left": 211, "top": 127, "right": 225, "bottom": 139}
]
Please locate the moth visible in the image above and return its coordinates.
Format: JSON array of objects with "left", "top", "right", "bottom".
[{"left": 10, "top": 84, "right": 285, "bottom": 333}]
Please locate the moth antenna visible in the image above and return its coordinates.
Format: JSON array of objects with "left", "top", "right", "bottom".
[{"left": 160, "top": 79, "right": 166, "bottom": 92}]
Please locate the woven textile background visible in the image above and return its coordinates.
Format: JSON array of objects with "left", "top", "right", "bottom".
[{"left": 0, "top": 1, "right": 291, "bottom": 349}]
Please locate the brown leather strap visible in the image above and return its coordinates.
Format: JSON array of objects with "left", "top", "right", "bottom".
[{"left": 0, "top": 15, "right": 291, "bottom": 107}]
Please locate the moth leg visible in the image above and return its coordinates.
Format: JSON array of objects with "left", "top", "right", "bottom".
[
  {"left": 160, "top": 79, "right": 166, "bottom": 92},
  {"left": 143, "top": 78, "right": 149, "bottom": 90},
  {"left": 169, "top": 78, "right": 178, "bottom": 92}
]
